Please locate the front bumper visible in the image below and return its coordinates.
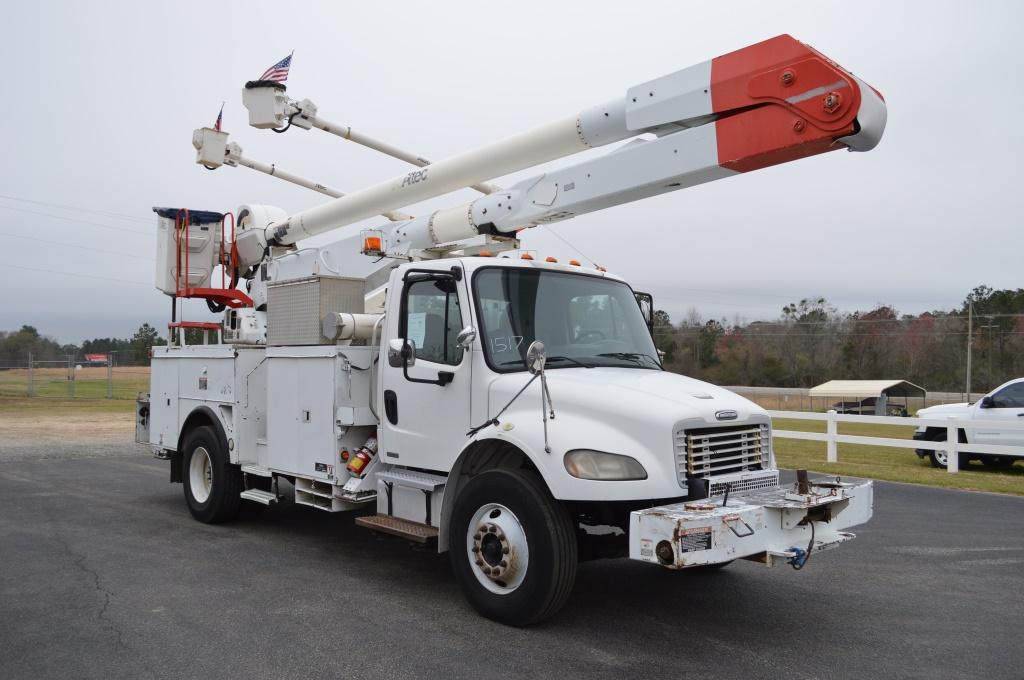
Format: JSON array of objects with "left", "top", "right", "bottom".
[
  {"left": 912, "top": 430, "right": 929, "bottom": 457},
  {"left": 629, "top": 477, "right": 873, "bottom": 568}
]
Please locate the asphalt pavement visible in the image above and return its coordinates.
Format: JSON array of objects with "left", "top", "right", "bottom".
[{"left": 1, "top": 450, "right": 1022, "bottom": 680}]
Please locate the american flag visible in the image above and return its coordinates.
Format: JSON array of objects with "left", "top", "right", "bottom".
[
  {"left": 259, "top": 52, "right": 293, "bottom": 83},
  {"left": 214, "top": 102, "right": 223, "bottom": 131}
]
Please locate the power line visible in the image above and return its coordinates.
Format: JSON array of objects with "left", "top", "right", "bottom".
[
  {"left": 0, "top": 205, "right": 153, "bottom": 236},
  {"left": 542, "top": 225, "right": 600, "bottom": 268},
  {"left": 0, "top": 262, "right": 151, "bottom": 286},
  {"left": 0, "top": 193, "right": 152, "bottom": 224},
  {"left": 0, "top": 231, "right": 155, "bottom": 261}
]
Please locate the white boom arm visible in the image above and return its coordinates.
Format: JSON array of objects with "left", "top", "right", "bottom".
[
  {"left": 241, "top": 87, "right": 500, "bottom": 195},
  {"left": 249, "top": 35, "right": 885, "bottom": 250},
  {"left": 191, "top": 128, "right": 411, "bottom": 222}
]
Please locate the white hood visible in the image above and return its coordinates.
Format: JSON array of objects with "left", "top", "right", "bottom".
[
  {"left": 480, "top": 367, "right": 769, "bottom": 501},
  {"left": 917, "top": 402, "right": 972, "bottom": 418}
]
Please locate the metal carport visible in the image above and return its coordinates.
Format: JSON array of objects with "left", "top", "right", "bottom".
[{"left": 809, "top": 380, "right": 926, "bottom": 415}]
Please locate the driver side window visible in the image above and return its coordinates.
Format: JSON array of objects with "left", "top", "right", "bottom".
[
  {"left": 991, "top": 383, "right": 1024, "bottom": 408},
  {"left": 403, "top": 279, "right": 464, "bottom": 366}
]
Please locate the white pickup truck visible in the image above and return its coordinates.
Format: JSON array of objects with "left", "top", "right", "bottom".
[{"left": 914, "top": 378, "right": 1024, "bottom": 468}]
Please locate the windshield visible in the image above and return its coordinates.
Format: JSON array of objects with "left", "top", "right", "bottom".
[{"left": 473, "top": 267, "right": 661, "bottom": 371}]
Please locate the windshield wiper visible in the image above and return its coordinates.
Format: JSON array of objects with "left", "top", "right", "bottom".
[
  {"left": 596, "top": 352, "right": 662, "bottom": 369},
  {"left": 547, "top": 355, "right": 593, "bottom": 368},
  {"left": 499, "top": 356, "right": 593, "bottom": 369}
]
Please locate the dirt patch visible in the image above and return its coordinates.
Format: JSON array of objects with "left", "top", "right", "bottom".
[{"left": 0, "top": 407, "right": 143, "bottom": 462}]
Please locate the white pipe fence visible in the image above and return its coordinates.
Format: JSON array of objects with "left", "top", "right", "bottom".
[{"left": 768, "top": 409, "right": 1024, "bottom": 474}]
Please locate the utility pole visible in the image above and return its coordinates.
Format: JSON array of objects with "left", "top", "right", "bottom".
[
  {"left": 106, "top": 352, "right": 113, "bottom": 399},
  {"left": 979, "top": 317, "right": 997, "bottom": 390},
  {"left": 27, "top": 351, "right": 33, "bottom": 397},
  {"left": 965, "top": 302, "right": 973, "bottom": 401}
]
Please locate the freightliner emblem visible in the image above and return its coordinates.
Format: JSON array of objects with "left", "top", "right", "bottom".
[{"left": 715, "top": 410, "right": 738, "bottom": 421}]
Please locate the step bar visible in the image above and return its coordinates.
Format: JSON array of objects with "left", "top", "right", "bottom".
[{"left": 355, "top": 515, "right": 439, "bottom": 543}]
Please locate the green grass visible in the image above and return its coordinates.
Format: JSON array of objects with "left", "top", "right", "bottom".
[
  {"left": 772, "top": 417, "right": 1024, "bottom": 496},
  {"left": 0, "top": 396, "right": 136, "bottom": 415},
  {"left": 0, "top": 367, "right": 149, "bottom": 400}
]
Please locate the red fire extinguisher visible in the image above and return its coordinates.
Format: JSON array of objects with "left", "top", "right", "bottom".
[{"left": 346, "top": 434, "right": 378, "bottom": 476}]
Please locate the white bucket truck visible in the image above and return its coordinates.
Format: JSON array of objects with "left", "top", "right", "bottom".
[{"left": 139, "top": 35, "right": 886, "bottom": 624}]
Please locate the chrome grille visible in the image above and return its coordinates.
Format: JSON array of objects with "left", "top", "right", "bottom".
[
  {"left": 708, "top": 472, "right": 778, "bottom": 497},
  {"left": 675, "top": 423, "right": 769, "bottom": 482}
]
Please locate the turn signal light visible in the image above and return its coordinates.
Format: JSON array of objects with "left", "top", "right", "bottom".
[
  {"left": 569, "top": 259, "right": 581, "bottom": 266},
  {"left": 545, "top": 256, "right": 558, "bottom": 263},
  {"left": 521, "top": 253, "right": 534, "bottom": 260}
]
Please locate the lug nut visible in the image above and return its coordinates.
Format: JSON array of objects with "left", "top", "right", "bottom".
[
  {"left": 500, "top": 560, "right": 508, "bottom": 568},
  {"left": 475, "top": 559, "right": 483, "bottom": 566},
  {"left": 502, "top": 547, "right": 509, "bottom": 554}
]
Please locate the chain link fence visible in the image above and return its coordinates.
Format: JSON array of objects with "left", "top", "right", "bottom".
[{"left": 0, "top": 354, "right": 149, "bottom": 400}]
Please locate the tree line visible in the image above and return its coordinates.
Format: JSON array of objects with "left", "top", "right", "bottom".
[
  {"left": 0, "top": 324, "right": 165, "bottom": 367},
  {"left": 3, "top": 285, "right": 1021, "bottom": 390},
  {"left": 654, "top": 285, "right": 1024, "bottom": 393}
]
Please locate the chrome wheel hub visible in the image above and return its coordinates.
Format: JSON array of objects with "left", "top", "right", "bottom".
[{"left": 466, "top": 503, "right": 529, "bottom": 594}]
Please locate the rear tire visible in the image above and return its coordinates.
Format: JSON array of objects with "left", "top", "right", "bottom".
[
  {"left": 182, "top": 425, "right": 243, "bottom": 523},
  {"left": 980, "top": 455, "right": 1014, "bottom": 469},
  {"left": 449, "top": 468, "right": 577, "bottom": 626}
]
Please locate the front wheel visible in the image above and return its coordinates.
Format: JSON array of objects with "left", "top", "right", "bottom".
[
  {"left": 182, "top": 425, "right": 243, "bottom": 523},
  {"left": 926, "top": 431, "right": 969, "bottom": 469},
  {"left": 449, "top": 468, "right": 577, "bottom": 626}
]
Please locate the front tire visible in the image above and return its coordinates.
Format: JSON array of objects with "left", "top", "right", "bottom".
[
  {"left": 182, "top": 425, "right": 243, "bottom": 523},
  {"left": 449, "top": 468, "right": 577, "bottom": 626},
  {"left": 926, "top": 431, "right": 970, "bottom": 469}
]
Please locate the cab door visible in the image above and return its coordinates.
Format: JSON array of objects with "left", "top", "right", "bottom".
[
  {"left": 973, "top": 381, "right": 1024, "bottom": 449},
  {"left": 379, "top": 265, "right": 473, "bottom": 472}
]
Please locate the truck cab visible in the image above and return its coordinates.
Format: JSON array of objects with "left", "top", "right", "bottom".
[{"left": 379, "top": 256, "right": 777, "bottom": 500}]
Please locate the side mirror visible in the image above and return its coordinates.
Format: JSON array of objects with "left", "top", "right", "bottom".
[
  {"left": 525, "top": 340, "right": 547, "bottom": 375},
  {"left": 456, "top": 326, "right": 477, "bottom": 349},
  {"left": 388, "top": 338, "right": 416, "bottom": 368},
  {"left": 979, "top": 396, "right": 995, "bottom": 409}
]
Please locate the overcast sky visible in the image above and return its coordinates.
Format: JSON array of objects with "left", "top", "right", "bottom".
[{"left": 1, "top": 1, "right": 1020, "bottom": 343}]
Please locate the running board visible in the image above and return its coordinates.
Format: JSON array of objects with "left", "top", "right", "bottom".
[
  {"left": 240, "top": 489, "right": 277, "bottom": 505},
  {"left": 241, "top": 465, "right": 273, "bottom": 477},
  {"left": 355, "top": 515, "right": 439, "bottom": 543}
]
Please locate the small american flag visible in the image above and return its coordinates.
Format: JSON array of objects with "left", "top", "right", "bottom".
[
  {"left": 214, "top": 102, "right": 223, "bottom": 131},
  {"left": 259, "top": 52, "right": 293, "bottom": 83}
]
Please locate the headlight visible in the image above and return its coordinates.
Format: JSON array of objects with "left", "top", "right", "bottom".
[{"left": 564, "top": 450, "right": 647, "bottom": 481}]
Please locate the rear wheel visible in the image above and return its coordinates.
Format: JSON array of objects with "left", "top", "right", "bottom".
[
  {"left": 449, "top": 468, "right": 577, "bottom": 626},
  {"left": 980, "top": 455, "right": 1015, "bottom": 469},
  {"left": 182, "top": 425, "right": 243, "bottom": 523}
]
